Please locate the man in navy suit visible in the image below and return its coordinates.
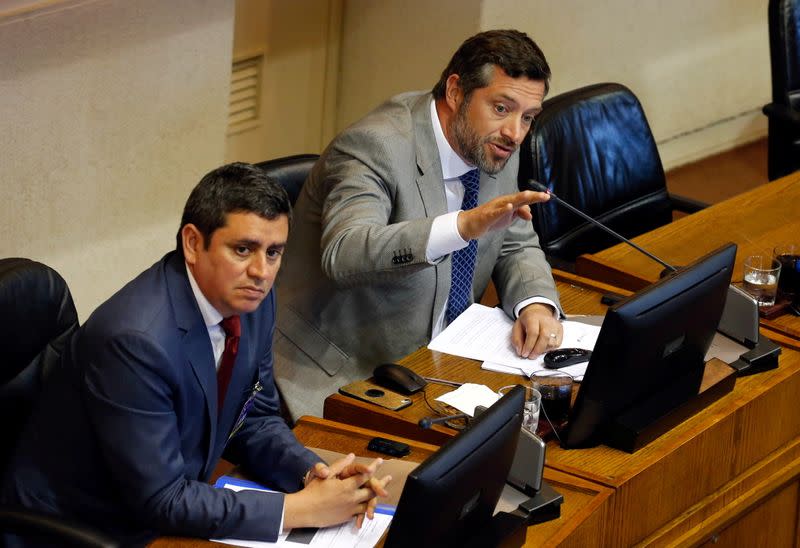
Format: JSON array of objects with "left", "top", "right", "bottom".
[{"left": 1, "top": 163, "right": 389, "bottom": 545}]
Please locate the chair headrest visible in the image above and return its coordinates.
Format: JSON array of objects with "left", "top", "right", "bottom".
[
  {"left": 0, "top": 258, "right": 78, "bottom": 384},
  {"left": 768, "top": 0, "right": 800, "bottom": 108},
  {"left": 519, "top": 83, "right": 671, "bottom": 262},
  {"left": 255, "top": 154, "right": 319, "bottom": 206}
]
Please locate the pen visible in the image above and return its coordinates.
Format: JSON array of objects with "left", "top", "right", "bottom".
[{"left": 421, "top": 376, "right": 463, "bottom": 388}]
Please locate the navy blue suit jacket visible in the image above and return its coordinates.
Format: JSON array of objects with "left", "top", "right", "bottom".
[{"left": 2, "top": 252, "right": 320, "bottom": 543}]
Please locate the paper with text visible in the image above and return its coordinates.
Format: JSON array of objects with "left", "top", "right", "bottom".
[{"left": 427, "top": 304, "right": 600, "bottom": 378}]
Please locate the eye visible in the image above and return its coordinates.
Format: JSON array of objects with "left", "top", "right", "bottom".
[
  {"left": 235, "top": 245, "right": 251, "bottom": 256},
  {"left": 266, "top": 248, "right": 283, "bottom": 260},
  {"left": 494, "top": 104, "right": 508, "bottom": 115},
  {"left": 522, "top": 113, "right": 535, "bottom": 125}
]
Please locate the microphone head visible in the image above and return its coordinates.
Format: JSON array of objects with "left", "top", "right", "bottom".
[
  {"left": 418, "top": 417, "right": 432, "bottom": 429},
  {"left": 528, "top": 180, "right": 550, "bottom": 194}
]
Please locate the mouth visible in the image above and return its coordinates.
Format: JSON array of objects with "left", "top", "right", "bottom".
[
  {"left": 488, "top": 141, "right": 516, "bottom": 159},
  {"left": 239, "top": 286, "right": 266, "bottom": 299}
]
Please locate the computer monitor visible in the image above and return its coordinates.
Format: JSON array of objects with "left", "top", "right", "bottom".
[
  {"left": 383, "top": 385, "right": 524, "bottom": 548},
  {"left": 562, "top": 243, "right": 737, "bottom": 451}
]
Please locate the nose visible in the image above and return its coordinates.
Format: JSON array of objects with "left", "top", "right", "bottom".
[
  {"left": 247, "top": 253, "right": 270, "bottom": 281},
  {"left": 501, "top": 116, "right": 526, "bottom": 145}
]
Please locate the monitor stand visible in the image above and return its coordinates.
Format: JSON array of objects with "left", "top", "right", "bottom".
[
  {"left": 728, "top": 336, "right": 781, "bottom": 376},
  {"left": 516, "top": 480, "right": 564, "bottom": 524},
  {"left": 604, "top": 358, "right": 737, "bottom": 453}
]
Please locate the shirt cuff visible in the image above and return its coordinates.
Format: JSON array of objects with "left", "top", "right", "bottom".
[
  {"left": 513, "top": 297, "right": 562, "bottom": 320},
  {"left": 426, "top": 211, "right": 468, "bottom": 262}
]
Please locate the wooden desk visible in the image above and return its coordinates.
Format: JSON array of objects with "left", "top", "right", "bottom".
[
  {"left": 575, "top": 170, "right": 800, "bottom": 345},
  {"left": 151, "top": 417, "right": 611, "bottom": 547},
  {"left": 324, "top": 272, "right": 800, "bottom": 546},
  {"left": 324, "top": 271, "right": 628, "bottom": 446}
]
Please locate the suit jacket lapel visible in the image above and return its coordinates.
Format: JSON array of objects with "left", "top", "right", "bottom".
[
  {"left": 412, "top": 93, "right": 448, "bottom": 217},
  {"left": 164, "top": 254, "right": 218, "bottom": 472},
  {"left": 411, "top": 93, "right": 452, "bottom": 328}
]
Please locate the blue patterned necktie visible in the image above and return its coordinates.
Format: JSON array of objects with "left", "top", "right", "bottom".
[{"left": 446, "top": 169, "right": 480, "bottom": 324}]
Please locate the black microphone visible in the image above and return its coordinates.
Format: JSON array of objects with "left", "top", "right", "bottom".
[
  {"left": 418, "top": 413, "right": 469, "bottom": 429},
  {"left": 529, "top": 180, "right": 776, "bottom": 370},
  {"left": 528, "top": 180, "right": 677, "bottom": 274}
]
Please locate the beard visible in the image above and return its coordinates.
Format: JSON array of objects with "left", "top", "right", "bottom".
[{"left": 451, "top": 99, "right": 517, "bottom": 175}]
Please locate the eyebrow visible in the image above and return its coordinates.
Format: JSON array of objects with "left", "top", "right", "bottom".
[
  {"left": 495, "top": 93, "right": 541, "bottom": 115},
  {"left": 231, "top": 238, "right": 287, "bottom": 249}
]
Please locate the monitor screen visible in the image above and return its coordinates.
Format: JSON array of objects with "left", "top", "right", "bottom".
[
  {"left": 562, "top": 243, "right": 737, "bottom": 451},
  {"left": 383, "top": 385, "right": 524, "bottom": 547}
]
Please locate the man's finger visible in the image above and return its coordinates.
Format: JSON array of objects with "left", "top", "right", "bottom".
[
  {"left": 310, "top": 462, "right": 330, "bottom": 481},
  {"left": 325, "top": 453, "right": 356, "bottom": 477}
]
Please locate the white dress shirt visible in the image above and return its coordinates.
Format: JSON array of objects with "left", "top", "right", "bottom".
[{"left": 186, "top": 264, "right": 226, "bottom": 369}]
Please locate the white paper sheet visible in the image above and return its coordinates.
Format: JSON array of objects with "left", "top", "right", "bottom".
[
  {"left": 212, "top": 481, "right": 393, "bottom": 547},
  {"left": 427, "top": 304, "right": 600, "bottom": 379},
  {"left": 434, "top": 383, "right": 501, "bottom": 416}
]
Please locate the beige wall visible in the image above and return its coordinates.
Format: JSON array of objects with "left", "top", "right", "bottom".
[
  {"left": 0, "top": 0, "right": 234, "bottom": 320},
  {"left": 0, "top": 0, "right": 772, "bottom": 319},
  {"left": 225, "top": 0, "right": 341, "bottom": 162},
  {"left": 480, "top": 0, "right": 769, "bottom": 168},
  {"left": 335, "top": 0, "right": 769, "bottom": 169},
  {"left": 336, "top": 0, "right": 481, "bottom": 131}
]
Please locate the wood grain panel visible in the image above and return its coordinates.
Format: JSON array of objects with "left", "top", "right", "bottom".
[
  {"left": 323, "top": 270, "right": 800, "bottom": 545},
  {"left": 576, "top": 171, "right": 800, "bottom": 290},
  {"left": 151, "top": 417, "right": 613, "bottom": 548}
]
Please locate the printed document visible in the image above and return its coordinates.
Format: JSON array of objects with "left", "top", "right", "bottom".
[{"left": 428, "top": 304, "right": 600, "bottom": 379}]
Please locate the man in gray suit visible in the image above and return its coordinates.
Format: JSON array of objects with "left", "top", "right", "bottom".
[{"left": 275, "top": 30, "right": 563, "bottom": 419}]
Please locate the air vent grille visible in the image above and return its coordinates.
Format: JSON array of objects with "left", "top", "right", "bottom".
[{"left": 228, "top": 54, "right": 262, "bottom": 134}]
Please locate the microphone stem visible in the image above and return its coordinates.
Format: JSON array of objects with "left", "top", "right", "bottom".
[{"left": 547, "top": 192, "right": 676, "bottom": 273}]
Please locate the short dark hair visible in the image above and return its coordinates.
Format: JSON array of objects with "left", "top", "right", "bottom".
[
  {"left": 432, "top": 29, "right": 551, "bottom": 100},
  {"left": 175, "top": 162, "right": 291, "bottom": 256}
]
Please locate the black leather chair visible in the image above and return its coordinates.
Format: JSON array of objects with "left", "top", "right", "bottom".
[
  {"left": 763, "top": 0, "right": 800, "bottom": 181},
  {"left": 255, "top": 153, "right": 319, "bottom": 205},
  {"left": 253, "top": 154, "right": 318, "bottom": 426},
  {"left": 519, "top": 82, "right": 707, "bottom": 270},
  {"left": 0, "top": 258, "right": 119, "bottom": 547}
]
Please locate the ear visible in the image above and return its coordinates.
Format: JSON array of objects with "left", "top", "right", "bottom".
[
  {"left": 444, "top": 73, "right": 463, "bottom": 111},
  {"left": 181, "top": 224, "right": 204, "bottom": 266}
]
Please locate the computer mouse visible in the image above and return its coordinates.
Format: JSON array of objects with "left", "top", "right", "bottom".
[
  {"left": 372, "top": 363, "right": 427, "bottom": 395},
  {"left": 543, "top": 348, "right": 592, "bottom": 369}
]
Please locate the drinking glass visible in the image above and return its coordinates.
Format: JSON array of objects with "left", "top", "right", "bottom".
[
  {"left": 773, "top": 244, "right": 800, "bottom": 301},
  {"left": 530, "top": 370, "right": 573, "bottom": 425},
  {"left": 743, "top": 255, "right": 781, "bottom": 307},
  {"left": 497, "top": 384, "right": 540, "bottom": 434}
]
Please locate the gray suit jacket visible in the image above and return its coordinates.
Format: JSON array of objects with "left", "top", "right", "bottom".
[{"left": 274, "top": 91, "right": 560, "bottom": 419}]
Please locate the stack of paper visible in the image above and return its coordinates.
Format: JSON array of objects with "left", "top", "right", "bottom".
[{"left": 427, "top": 304, "right": 601, "bottom": 381}]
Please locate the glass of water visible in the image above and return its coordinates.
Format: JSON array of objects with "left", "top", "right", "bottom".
[
  {"left": 743, "top": 255, "right": 781, "bottom": 307},
  {"left": 497, "top": 384, "right": 541, "bottom": 434}
]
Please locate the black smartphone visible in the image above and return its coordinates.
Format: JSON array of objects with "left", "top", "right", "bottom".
[{"left": 367, "top": 436, "right": 410, "bottom": 457}]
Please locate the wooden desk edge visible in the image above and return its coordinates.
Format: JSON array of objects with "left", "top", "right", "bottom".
[
  {"left": 553, "top": 269, "right": 635, "bottom": 296},
  {"left": 294, "top": 415, "right": 440, "bottom": 455}
]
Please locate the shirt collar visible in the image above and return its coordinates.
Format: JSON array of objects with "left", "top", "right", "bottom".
[
  {"left": 430, "top": 98, "right": 475, "bottom": 180},
  {"left": 185, "top": 262, "right": 223, "bottom": 328}
]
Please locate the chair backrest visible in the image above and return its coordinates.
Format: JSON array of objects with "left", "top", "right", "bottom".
[
  {"left": 255, "top": 153, "right": 319, "bottom": 206},
  {"left": 518, "top": 82, "right": 673, "bottom": 265},
  {"left": 0, "top": 258, "right": 78, "bottom": 473},
  {"left": 768, "top": 0, "right": 800, "bottom": 109}
]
